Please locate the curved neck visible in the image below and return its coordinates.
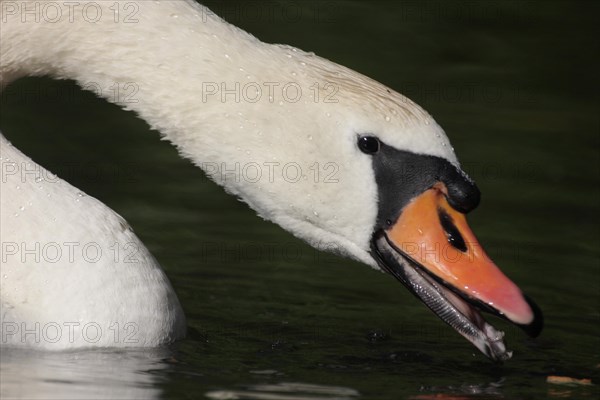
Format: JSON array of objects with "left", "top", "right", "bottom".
[
  {"left": 0, "top": 0, "right": 379, "bottom": 266},
  {"left": 0, "top": 0, "right": 457, "bottom": 268}
]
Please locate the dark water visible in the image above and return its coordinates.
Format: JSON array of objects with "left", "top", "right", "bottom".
[{"left": 1, "top": 1, "right": 598, "bottom": 399}]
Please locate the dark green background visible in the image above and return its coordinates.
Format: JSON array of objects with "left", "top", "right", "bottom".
[{"left": 1, "top": 1, "right": 598, "bottom": 399}]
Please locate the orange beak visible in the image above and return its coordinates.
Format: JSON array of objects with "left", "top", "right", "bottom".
[{"left": 372, "top": 183, "right": 542, "bottom": 361}]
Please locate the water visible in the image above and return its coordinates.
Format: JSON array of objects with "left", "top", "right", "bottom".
[{"left": 1, "top": 1, "right": 598, "bottom": 399}]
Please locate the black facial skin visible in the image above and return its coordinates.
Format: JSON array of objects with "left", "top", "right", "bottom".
[{"left": 357, "top": 135, "right": 481, "bottom": 231}]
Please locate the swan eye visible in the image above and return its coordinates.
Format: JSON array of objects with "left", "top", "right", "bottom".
[{"left": 358, "top": 136, "right": 380, "bottom": 154}]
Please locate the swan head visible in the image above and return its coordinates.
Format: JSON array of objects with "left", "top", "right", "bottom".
[{"left": 167, "top": 44, "right": 543, "bottom": 362}]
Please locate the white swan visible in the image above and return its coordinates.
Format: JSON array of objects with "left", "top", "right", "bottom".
[{"left": 0, "top": 0, "right": 542, "bottom": 359}]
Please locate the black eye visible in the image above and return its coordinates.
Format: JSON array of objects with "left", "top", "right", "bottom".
[{"left": 358, "top": 136, "right": 380, "bottom": 154}]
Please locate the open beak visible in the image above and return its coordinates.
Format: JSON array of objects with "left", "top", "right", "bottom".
[{"left": 371, "top": 184, "right": 543, "bottom": 361}]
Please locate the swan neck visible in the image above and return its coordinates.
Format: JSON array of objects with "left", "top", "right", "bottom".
[{"left": 0, "top": 0, "right": 257, "bottom": 139}]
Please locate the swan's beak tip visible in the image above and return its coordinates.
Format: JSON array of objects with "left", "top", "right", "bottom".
[{"left": 521, "top": 294, "right": 544, "bottom": 337}]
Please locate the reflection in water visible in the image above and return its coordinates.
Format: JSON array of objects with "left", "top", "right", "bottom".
[
  {"left": 411, "top": 379, "right": 504, "bottom": 398},
  {"left": 205, "top": 382, "right": 360, "bottom": 400},
  {"left": 0, "top": 347, "right": 172, "bottom": 399}
]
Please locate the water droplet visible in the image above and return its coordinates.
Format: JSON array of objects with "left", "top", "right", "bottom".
[
  {"left": 19, "top": 206, "right": 25, "bottom": 211},
  {"left": 291, "top": 72, "right": 297, "bottom": 76},
  {"left": 170, "top": 13, "right": 178, "bottom": 18},
  {"left": 286, "top": 54, "right": 292, "bottom": 58},
  {"left": 417, "top": 229, "right": 423, "bottom": 234},
  {"left": 278, "top": 101, "right": 284, "bottom": 106},
  {"left": 307, "top": 135, "right": 313, "bottom": 140},
  {"left": 35, "top": 177, "right": 43, "bottom": 183},
  {"left": 300, "top": 62, "right": 306, "bottom": 66},
  {"left": 313, "top": 211, "right": 319, "bottom": 217},
  {"left": 15, "top": 185, "right": 20, "bottom": 190},
  {"left": 2, "top": 275, "right": 6, "bottom": 279},
  {"left": 326, "top": 112, "right": 331, "bottom": 118},
  {"left": 385, "top": 116, "right": 391, "bottom": 122},
  {"left": 13, "top": 213, "right": 18, "bottom": 217},
  {"left": 425, "top": 120, "right": 431, "bottom": 125},
  {"left": 245, "top": 150, "right": 251, "bottom": 155}
]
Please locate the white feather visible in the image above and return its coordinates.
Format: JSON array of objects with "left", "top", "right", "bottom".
[{"left": 0, "top": 0, "right": 457, "bottom": 349}]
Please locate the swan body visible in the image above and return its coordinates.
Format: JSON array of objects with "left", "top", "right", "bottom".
[
  {"left": 0, "top": 0, "right": 541, "bottom": 357},
  {"left": 1, "top": 134, "right": 186, "bottom": 348}
]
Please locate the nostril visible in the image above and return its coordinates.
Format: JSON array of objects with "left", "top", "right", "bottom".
[{"left": 438, "top": 209, "right": 467, "bottom": 252}]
